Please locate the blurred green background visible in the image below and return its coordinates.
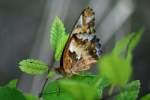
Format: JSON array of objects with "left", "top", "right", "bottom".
[{"left": 0, "top": 0, "right": 149, "bottom": 97}]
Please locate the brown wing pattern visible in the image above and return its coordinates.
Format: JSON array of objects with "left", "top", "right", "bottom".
[
  {"left": 72, "top": 7, "right": 95, "bottom": 34},
  {"left": 56, "top": 7, "right": 102, "bottom": 75}
]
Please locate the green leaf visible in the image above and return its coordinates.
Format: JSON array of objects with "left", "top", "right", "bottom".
[
  {"left": 112, "top": 34, "right": 134, "bottom": 56},
  {"left": 50, "top": 16, "right": 66, "bottom": 49},
  {"left": 55, "top": 33, "right": 69, "bottom": 61},
  {"left": 0, "top": 87, "right": 26, "bottom": 100},
  {"left": 59, "top": 79, "right": 98, "bottom": 100},
  {"left": 94, "top": 76, "right": 110, "bottom": 98},
  {"left": 71, "top": 73, "right": 96, "bottom": 84},
  {"left": 24, "top": 93, "right": 39, "bottom": 100},
  {"left": 6, "top": 79, "right": 18, "bottom": 88},
  {"left": 47, "top": 71, "right": 56, "bottom": 78},
  {"left": 112, "top": 29, "right": 143, "bottom": 63},
  {"left": 99, "top": 54, "right": 132, "bottom": 86},
  {"left": 42, "top": 81, "right": 73, "bottom": 100},
  {"left": 19, "top": 59, "right": 48, "bottom": 75},
  {"left": 126, "top": 29, "right": 144, "bottom": 62},
  {"left": 43, "top": 74, "right": 109, "bottom": 100},
  {"left": 50, "top": 16, "right": 69, "bottom": 61},
  {"left": 99, "top": 34, "right": 133, "bottom": 86},
  {"left": 140, "top": 93, "right": 150, "bottom": 100},
  {"left": 127, "top": 29, "right": 144, "bottom": 53},
  {"left": 98, "top": 30, "right": 143, "bottom": 86},
  {"left": 115, "top": 80, "right": 140, "bottom": 100},
  {"left": 71, "top": 74, "right": 110, "bottom": 98}
]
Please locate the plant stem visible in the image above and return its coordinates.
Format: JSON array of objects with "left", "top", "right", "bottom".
[
  {"left": 39, "top": 71, "right": 50, "bottom": 98},
  {"left": 38, "top": 51, "right": 55, "bottom": 98},
  {"left": 108, "top": 85, "right": 114, "bottom": 96},
  {"left": 101, "top": 89, "right": 120, "bottom": 100},
  {"left": 39, "top": 71, "right": 63, "bottom": 98},
  {"left": 101, "top": 86, "right": 131, "bottom": 100}
]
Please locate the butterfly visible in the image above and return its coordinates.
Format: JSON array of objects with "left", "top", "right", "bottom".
[{"left": 55, "top": 7, "right": 102, "bottom": 76}]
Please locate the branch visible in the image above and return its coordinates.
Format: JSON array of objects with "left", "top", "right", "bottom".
[{"left": 38, "top": 51, "right": 55, "bottom": 98}]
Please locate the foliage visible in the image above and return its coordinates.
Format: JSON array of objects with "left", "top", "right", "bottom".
[
  {"left": 6, "top": 79, "right": 18, "bottom": 88},
  {"left": 55, "top": 33, "right": 68, "bottom": 61},
  {"left": 0, "top": 87, "right": 26, "bottom": 100},
  {"left": 140, "top": 93, "right": 150, "bottom": 100},
  {"left": 99, "top": 54, "right": 132, "bottom": 86},
  {"left": 0, "top": 17, "right": 144, "bottom": 100},
  {"left": 24, "top": 93, "right": 39, "bottom": 100},
  {"left": 42, "top": 80, "right": 74, "bottom": 100},
  {"left": 58, "top": 79, "right": 98, "bottom": 100},
  {"left": 43, "top": 74, "right": 109, "bottom": 100},
  {"left": 50, "top": 16, "right": 69, "bottom": 61},
  {"left": 19, "top": 59, "right": 48, "bottom": 75},
  {"left": 99, "top": 30, "right": 143, "bottom": 87},
  {"left": 115, "top": 80, "right": 140, "bottom": 100},
  {"left": 126, "top": 29, "right": 144, "bottom": 62},
  {"left": 0, "top": 80, "right": 39, "bottom": 100},
  {"left": 47, "top": 71, "right": 56, "bottom": 78}
]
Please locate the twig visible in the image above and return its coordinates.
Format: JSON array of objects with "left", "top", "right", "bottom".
[
  {"left": 39, "top": 72, "right": 63, "bottom": 97},
  {"left": 39, "top": 70, "right": 50, "bottom": 97},
  {"left": 38, "top": 51, "right": 55, "bottom": 98}
]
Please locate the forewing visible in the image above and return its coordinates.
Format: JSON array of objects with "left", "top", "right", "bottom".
[
  {"left": 57, "top": 7, "right": 101, "bottom": 75},
  {"left": 72, "top": 7, "right": 95, "bottom": 34}
]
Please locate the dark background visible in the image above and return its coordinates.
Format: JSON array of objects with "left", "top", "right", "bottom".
[{"left": 0, "top": 0, "right": 149, "bottom": 97}]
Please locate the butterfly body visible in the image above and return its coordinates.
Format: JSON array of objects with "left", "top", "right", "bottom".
[{"left": 56, "top": 7, "right": 102, "bottom": 76}]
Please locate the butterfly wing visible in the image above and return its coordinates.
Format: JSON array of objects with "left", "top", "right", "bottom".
[
  {"left": 57, "top": 7, "right": 102, "bottom": 75},
  {"left": 72, "top": 7, "right": 95, "bottom": 34}
]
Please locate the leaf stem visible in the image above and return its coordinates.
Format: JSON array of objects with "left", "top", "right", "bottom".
[
  {"left": 39, "top": 70, "right": 50, "bottom": 98},
  {"left": 108, "top": 85, "right": 114, "bottom": 96},
  {"left": 38, "top": 52, "right": 55, "bottom": 98},
  {"left": 101, "top": 85, "right": 130, "bottom": 100},
  {"left": 101, "top": 88, "right": 120, "bottom": 100},
  {"left": 39, "top": 70, "right": 63, "bottom": 98}
]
